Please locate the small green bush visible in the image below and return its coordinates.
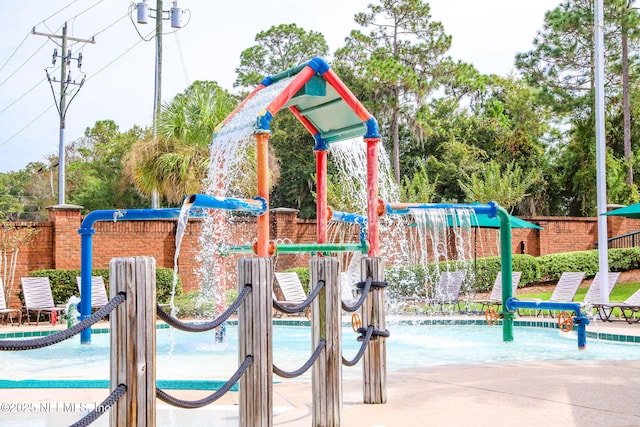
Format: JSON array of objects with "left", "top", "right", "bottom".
[{"left": 28, "top": 267, "right": 182, "bottom": 305}]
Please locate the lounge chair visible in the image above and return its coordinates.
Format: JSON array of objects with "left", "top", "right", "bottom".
[
  {"left": 76, "top": 276, "right": 109, "bottom": 310},
  {"left": 582, "top": 272, "right": 620, "bottom": 305},
  {"left": 427, "top": 271, "right": 465, "bottom": 313},
  {"left": 0, "top": 278, "right": 21, "bottom": 326},
  {"left": 593, "top": 288, "right": 640, "bottom": 323},
  {"left": 536, "top": 272, "right": 585, "bottom": 317},
  {"left": 20, "top": 276, "right": 65, "bottom": 326},
  {"left": 475, "top": 271, "right": 522, "bottom": 312},
  {"left": 273, "top": 272, "right": 308, "bottom": 317}
]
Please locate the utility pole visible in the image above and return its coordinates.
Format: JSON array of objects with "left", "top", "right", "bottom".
[
  {"left": 134, "top": 0, "right": 185, "bottom": 208},
  {"left": 33, "top": 23, "right": 95, "bottom": 205}
]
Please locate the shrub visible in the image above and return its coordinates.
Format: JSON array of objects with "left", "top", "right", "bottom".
[{"left": 28, "top": 267, "right": 182, "bottom": 305}]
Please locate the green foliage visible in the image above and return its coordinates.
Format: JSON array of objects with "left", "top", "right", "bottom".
[
  {"left": 171, "top": 290, "right": 216, "bottom": 318},
  {"left": 235, "top": 23, "right": 329, "bottom": 88},
  {"left": 28, "top": 267, "right": 181, "bottom": 306},
  {"left": 400, "top": 159, "right": 438, "bottom": 203},
  {"left": 458, "top": 161, "right": 540, "bottom": 212},
  {"left": 538, "top": 247, "right": 640, "bottom": 281}
]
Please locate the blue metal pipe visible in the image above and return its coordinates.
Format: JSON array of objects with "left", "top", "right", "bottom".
[
  {"left": 78, "top": 208, "right": 183, "bottom": 344},
  {"left": 505, "top": 298, "right": 590, "bottom": 350},
  {"left": 384, "top": 201, "right": 498, "bottom": 217},
  {"left": 330, "top": 210, "right": 367, "bottom": 226},
  {"left": 187, "top": 194, "right": 267, "bottom": 216}
]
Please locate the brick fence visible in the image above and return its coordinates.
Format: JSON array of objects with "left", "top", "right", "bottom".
[{"left": 3, "top": 204, "right": 640, "bottom": 309}]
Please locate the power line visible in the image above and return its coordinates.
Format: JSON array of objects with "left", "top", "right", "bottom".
[
  {"left": 36, "top": 0, "right": 81, "bottom": 26},
  {"left": 85, "top": 29, "right": 155, "bottom": 82},
  {"left": 0, "top": 75, "right": 53, "bottom": 115},
  {"left": 0, "top": 38, "right": 50, "bottom": 90},
  {"left": 0, "top": 104, "right": 54, "bottom": 149},
  {"left": 0, "top": 32, "right": 30, "bottom": 74}
]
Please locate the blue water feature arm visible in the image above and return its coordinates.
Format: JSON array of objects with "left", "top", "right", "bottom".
[
  {"left": 78, "top": 208, "right": 184, "bottom": 344},
  {"left": 187, "top": 194, "right": 267, "bottom": 215},
  {"left": 505, "top": 298, "right": 590, "bottom": 350}
]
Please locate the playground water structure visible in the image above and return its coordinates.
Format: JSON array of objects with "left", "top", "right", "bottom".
[{"left": 24, "top": 56, "right": 606, "bottom": 424}]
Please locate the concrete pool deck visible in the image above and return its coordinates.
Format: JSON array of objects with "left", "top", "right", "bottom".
[{"left": 1, "top": 318, "right": 640, "bottom": 426}]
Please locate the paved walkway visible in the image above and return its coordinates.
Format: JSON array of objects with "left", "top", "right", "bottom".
[{"left": 1, "top": 318, "right": 639, "bottom": 426}]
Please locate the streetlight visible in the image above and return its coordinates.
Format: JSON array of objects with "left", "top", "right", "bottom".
[{"left": 131, "top": 0, "right": 189, "bottom": 208}]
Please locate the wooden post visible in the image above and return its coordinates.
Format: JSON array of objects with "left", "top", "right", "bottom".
[
  {"left": 110, "top": 256, "right": 156, "bottom": 427},
  {"left": 361, "top": 257, "right": 386, "bottom": 404},
  {"left": 238, "top": 257, "right": 272, "bottom": 427},
  {"left": 310, "top": 256, "right": 342, "bottom": 426}
]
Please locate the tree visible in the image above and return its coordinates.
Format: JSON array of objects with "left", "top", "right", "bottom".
[
  {"left": 124, "top": 81, "right": 237, "bottom": 205},
  {"left": 458, "top": 161, "right": 540, "bottom": 212},
  {"left": 66, "top": 120, "right": 148, "bottom": 211},
  {"left": 235, "top": 23, "right": 329, "bottom": 88},
  {"left": 516, "top": 0, "right": 640, "bottom": 212},
  {"left": 335, "top": 0, "right": 453, "bottom": 183}
]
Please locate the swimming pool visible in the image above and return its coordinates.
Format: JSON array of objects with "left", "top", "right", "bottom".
[{"left": 1, "top": 320, "right": 639, "bottom": 385}]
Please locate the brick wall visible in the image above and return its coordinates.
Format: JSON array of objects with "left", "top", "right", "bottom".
[{"left": 6, "top": 206, "right": 640, "bottom": 308}]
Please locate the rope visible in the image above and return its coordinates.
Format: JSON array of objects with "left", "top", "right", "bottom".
[
  {"left": 70, "top": 383, "right": 127, "bottom": 427},
  {"left": 0, "top": 293, "right": 126, "bottom": 351},
  {"left": 156, "top": 286, "right": 252, "bottom": 332},
  {"left": 156, "top": 355, "right": 254, "bottom": 409},
  {"left": 342, "top": 277, "right": 373, "bottom": 312},
  {"left": 342, "top": 325, "right": 374, "bottom": 367},
  {"left": 273, "top": 339, "right": 326, "bottom": 378},
  {"left": 272, "top": 279, "right": 325, "bottom": 315}
]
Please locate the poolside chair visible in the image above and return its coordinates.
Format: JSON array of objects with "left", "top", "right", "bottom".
[
  {"left": 273, "top": 272, "right": 308, "bottom": 317},
  {"left": 582, "top": 272, "right": 621, "bottom": 305},
  {"left": 474, "top": 271, "right": 522, "bottom": 312},
  {"left": 593, "top": 288, "right": 640, "bottom": 323},
  {"left": 20, "top": 276, "right": 65, "bottom": 326},
  {"left": 0, "top": 278, "right": 21, "bottom": 326},
  {"left": 536, "top": 272, "right": 585, "bottom": 317},
  {"left": 427, "top": 271, "right": 465, "bottom": 313},
  {"left": 76, "top": 276, "right": 109, "bottom": 310}
]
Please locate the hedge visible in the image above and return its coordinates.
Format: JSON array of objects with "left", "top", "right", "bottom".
[{"left": 28, "top": 267, "right": 182, "bottom": 305}]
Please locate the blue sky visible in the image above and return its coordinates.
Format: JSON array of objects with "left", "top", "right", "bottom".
[{"left": 0, "top": 0, "right": 562, "bottom": 173}]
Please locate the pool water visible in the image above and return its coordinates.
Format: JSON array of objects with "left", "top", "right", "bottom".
[{"left": 1, "top": 322, "right": 639, "bottom": 383}]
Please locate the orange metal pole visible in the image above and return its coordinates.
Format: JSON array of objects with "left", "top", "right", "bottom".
[
  {"left": 255, "top": 132, "right": 271, "bottom": 257},
  {"left": 366, "top": 138, "right": 380, "bottom": 257}
]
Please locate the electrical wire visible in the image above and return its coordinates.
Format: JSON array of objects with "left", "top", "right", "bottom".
[
  {"left": 0, "top": 104, "right": 54, "bottom": 149},
  {"left": 66, "top": 0, "right": 106, "bottom": 23},
  {"left": 85, "top": 29, "right": 155, "bottom": 82},
  {"left": 36, "top": 0, "right": 81, "bottom": 26},
  {"left": 0, "top": 75, "right": 53, "bottom": 116},
  {"left": 0, "top": 39, "right": 50, "bottom": 90},
  {"left": 0, "top": 32, "right": 30, "bottom": 75}
]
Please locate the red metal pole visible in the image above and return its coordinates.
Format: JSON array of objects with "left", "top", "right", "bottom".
[
  {"left": 322, "top": 69, "right": 373, "bottom": 122},
  {"left": 366, "top": 138, "right": 380, "bottom": 257},
  {"left": 316, "top": 148, "right": 328, "bottom": 244},
  {"left": 255, "top": 132, "right": 271, "bottom": 257},
  {"left": 266, "top": 66, "right": 316, "bottom": 116}
]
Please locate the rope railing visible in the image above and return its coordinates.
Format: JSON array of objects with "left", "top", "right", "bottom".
[
  {"left": 70, "top": 383, "right": 127, "bottom": 427},
  {"left": 0, "top": 293, "right": 126, "bottom": 351},
  {"left": 341, "top": 277, "right": 373, "bottom": 312},
  {"left": 342, "top": 325, "right": 374, "bottom": 367},
  {"left": 156, "top": 355, "right": 254, "bottom": 409},
  {"left": 273, "top": 339, "right": 326, "bottom": 378},
  {"left": 272, "top": 279, "right": 326, "bottom": 315},
  {"left": 156, "top": 285, "right": 252, "bottom": 332}
]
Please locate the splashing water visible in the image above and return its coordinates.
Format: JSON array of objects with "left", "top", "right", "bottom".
[{"left": 195, "top": 78, "right": 294, "bottom": 315}]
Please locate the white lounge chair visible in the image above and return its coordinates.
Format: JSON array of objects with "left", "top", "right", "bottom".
[
  {"left": 0, "top": 278, "right": 21, "bottom": 326},
  {"left": 474, "top": 271, "right": 522, "bottom": 312},
  {"left": 594, "top": 288, "right": 640, "bottom": 323},
  {"left": 20, "top": 277, "right": 65, "bottom": 326},
  {"left": 76, "top": 276, "right": 109, "bottom": 310},
  {"left": 537, "top": 271, "right": 585, "bottom": 317},
  {"left": 427, "top": 271, "right": 465, "bottom": 313},
  {"left": 273, "top": 272, "right": 308, "bottom": 317}
]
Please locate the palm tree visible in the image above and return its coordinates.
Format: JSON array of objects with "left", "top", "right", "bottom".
[{"left": 124, "top": 81, "right": 237, "bottom": 204}]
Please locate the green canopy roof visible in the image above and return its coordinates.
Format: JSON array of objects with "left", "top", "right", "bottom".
[
  {"left": 602, "top": 203, "right": 640, "bottom": 219},
  {"left": 447, "top": 213, "right": 542, "bottom": 229}
]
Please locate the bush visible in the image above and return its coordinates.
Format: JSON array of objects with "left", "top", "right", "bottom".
[
  {"left": 537, "top": 248, "right": 640, "bottom": 282},
  {"left": 171, "top": 290, "right": 217, "bottom": 318},
  {"left": 28, "top": 267, "right": 182, "bottom": 305}
]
